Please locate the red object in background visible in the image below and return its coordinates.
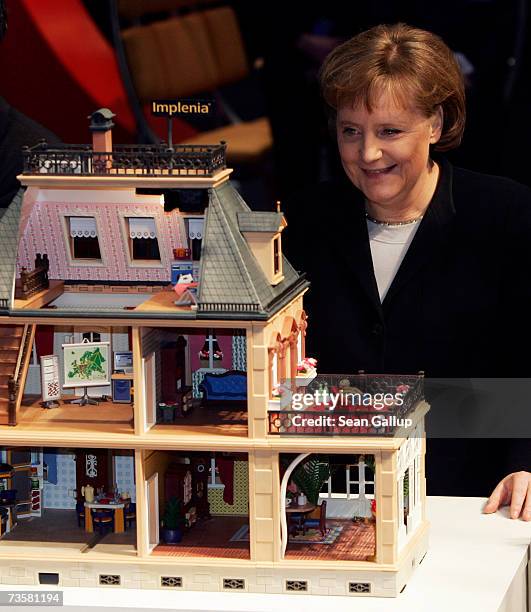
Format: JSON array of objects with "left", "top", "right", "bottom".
[
  {"left": 0, "top": 0, "right": 134, "bottom": 142},
  {"left": 216, "top": 455, "right": 235, "bottom": 505},
  {"left": 0, "top": 0, "right": 196, "bottom": 144},
  {"left": 34, "top": 325, "right": 54, "bottom": 358}
]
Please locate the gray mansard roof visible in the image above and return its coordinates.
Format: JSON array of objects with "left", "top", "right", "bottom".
[
  {"left": 0, "top": 182, "right": 307, "bottom": 319},
  {"left": 237, "top": 211, "right": 284, "bottom": 233},
  {"left": 0, "top": 189, "right": 24, "bottom": 309},
  {"left": 198, "top": 182, "right": 306, "bottom": 317}
]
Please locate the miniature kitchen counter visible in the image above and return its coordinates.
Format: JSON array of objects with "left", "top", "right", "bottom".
[{"left": 20, "top": 496, "right": 528, "bottom": 612}]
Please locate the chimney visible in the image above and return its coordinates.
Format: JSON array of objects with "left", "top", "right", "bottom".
[{"left": 88, "top": 108, "right": 115, "bottom": 153}]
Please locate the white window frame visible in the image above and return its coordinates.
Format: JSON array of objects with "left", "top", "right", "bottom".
[
  {"left": 208, "top": 457, "right": 224, "bottom": 489},
  {"left": 63, "top": 216, "right": 104, "bottom": 266}
]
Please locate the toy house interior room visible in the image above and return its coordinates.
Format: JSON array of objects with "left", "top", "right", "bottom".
[
  {"left": 144, "top": 450, "right": 250, "bottom": 560},
  {"left": 141, "top": 327, "right": 247, "bottom": 435},
  {"left": 280, "top": 453, "right": 376, "bottom": 562},
  {"left": 0, "top": 447, "right": 136, "bottom": 554},
  {"left": 0, "top": 323, "right": 135, "bottom": 432}
]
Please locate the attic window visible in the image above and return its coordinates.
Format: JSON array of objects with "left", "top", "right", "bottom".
[
  {"left": 273, "top": 236, "right": 281, "bottom": 275},
  {"left": 68, "top": 217, "right": 101, "bottom": 260},
  {"left": 187, "top": 218, "right": 204, "bottom": 261},
  {"left": 127, "top": 217, "right": 160, "bottom": 261}
]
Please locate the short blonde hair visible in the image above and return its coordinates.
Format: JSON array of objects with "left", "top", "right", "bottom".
[{"left": 319, "top": 23, "right": 466, "bottom": 151}]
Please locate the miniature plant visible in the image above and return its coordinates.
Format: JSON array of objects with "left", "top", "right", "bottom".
[
  {"left": 296, "top": 357, "right": 317, "bottom": 375},
  {"left": 291, "top": 455, "right": 330, "bottom": 505},
  {"left": 161, "top": 497, "right": 185, "bottom": 530}
]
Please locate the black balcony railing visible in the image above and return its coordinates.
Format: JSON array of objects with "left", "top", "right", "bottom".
[
  {"left": 268, "top": 373, "right": 425, "bottom": 437},
  {"left": 22, "top": 142, "right": 227, "bottom": 177}
]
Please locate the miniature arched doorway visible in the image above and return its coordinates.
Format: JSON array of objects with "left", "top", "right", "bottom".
[{"left": 279, "top": 452, "right": 310, "bottom": 558}]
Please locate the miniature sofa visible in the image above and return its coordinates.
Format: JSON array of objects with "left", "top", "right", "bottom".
[{"left": 199, "top": 370, "right": 247, "bottom": 408}]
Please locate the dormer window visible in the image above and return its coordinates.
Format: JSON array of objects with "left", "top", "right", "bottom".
[
  {"left": 127, "top": 217, "right": 160, "bottom": 261},
  {"left": 68, "top": 217, "right": 101, "bottom": 260},
  {"left": 187, "top": 218, "right": 204, "bottom": 261},
  {"left": 273, "top": 236, "right": 281, "bottom": 276},
  {"left": 238, "top": 211, "right": 286, "bottom": 286}
]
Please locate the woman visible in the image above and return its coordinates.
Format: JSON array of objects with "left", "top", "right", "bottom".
[{"left": 287, "top": 23, "right": 530, "bottom": 519}]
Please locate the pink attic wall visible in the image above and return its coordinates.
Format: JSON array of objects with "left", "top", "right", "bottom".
[{"left": 17, "top": 200, "right": 188, "bottom": 283}]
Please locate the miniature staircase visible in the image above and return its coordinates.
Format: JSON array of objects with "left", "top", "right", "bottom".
[{"left": 0, "top": 325, "right": 35, "bottom": 426}]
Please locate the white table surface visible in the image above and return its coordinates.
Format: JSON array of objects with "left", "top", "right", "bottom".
[{"left": 1, "top": 497, "right": 529, "bottom": 612}]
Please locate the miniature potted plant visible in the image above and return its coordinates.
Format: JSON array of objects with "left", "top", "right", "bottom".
[
  {"left": 295, "top": 357, "right": 317, "bottom": 386},
  {"left": 160, "top": 497, "right": 186, "bottom": 544},
  {"left": 199, "top": 348, "right": 210, "bottom": 368},
  {"left": 291, "top": 455, "right": 330, "bottom": 507},
  {"left": 158, "top": 403, "right": 175, "bottom": 424}
]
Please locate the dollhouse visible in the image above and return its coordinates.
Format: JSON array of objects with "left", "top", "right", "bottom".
[{"left": 0, "top": 109, "right": 429, "bottom": 598}]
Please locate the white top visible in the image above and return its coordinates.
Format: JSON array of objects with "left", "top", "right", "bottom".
[
  {"left": 367, "top": 219, "right": 421, "bottom": 301},
  {"left": 22, "top": 498, "right": 529, "bottom": 612}
]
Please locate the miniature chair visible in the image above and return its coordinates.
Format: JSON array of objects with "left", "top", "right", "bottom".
[
  {"left": 91, "top": 509, "right": 114, "bottom": 535},
  {"left": 0, "top": 507, "right": 8, "bottom": 536},
  {"left": 124, "top": 501, "right": 136, "bottom": 530},
  {"left": 302, "top": 500, "right": 328, "bottom": 537},
  {"left": 288, "top": 513, "right": 303, "bottom": 537},
  {"left": 75, "top": 501, "right": 85, "bottom": 528}
]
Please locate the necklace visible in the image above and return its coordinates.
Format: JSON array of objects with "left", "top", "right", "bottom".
[{"left": 365, "top": 211, "right": 424, "bottom": 226}]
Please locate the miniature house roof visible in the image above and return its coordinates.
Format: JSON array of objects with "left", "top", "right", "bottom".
[
  {"left": 198, "top": 182, "right": 306, "bottom": 317},
  {"left": 0, "top": 182, "right": 307, "bottom": 319},
  {"left": 237, "top": 211, "right": 286, "bottom": 233},
  {"left": 0, "top": 189, "right": 24, "bottom": 307}
]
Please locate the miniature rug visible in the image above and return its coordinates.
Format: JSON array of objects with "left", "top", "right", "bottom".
[{"left": 230, "top": 524, "right": 343, "bottom": 545}]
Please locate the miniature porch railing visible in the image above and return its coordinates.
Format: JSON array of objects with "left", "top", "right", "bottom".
[
  {"left": 268, "top": 373, "right": 424, "bottom": 436},
  {"left": 22, "top": 142, "right": 227, "bottom": 177},
  {"left": 16, "top": 254, "right": 50, "bottom": 300},
  {"left": 197, "top": 302, "right": 262, "bottom": 314},
  {"left": 8, "top": 324, "right": 36, "bottom": 426}
]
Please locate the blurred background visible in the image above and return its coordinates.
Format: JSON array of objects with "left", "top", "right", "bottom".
[{"left": 1, "top": 0, "right": 530, "bottom": 212}]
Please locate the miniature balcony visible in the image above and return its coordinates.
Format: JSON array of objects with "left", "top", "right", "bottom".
[
  {"left": 268, "top": 374, "right": 425, "bottom": 437},
  {"left": 22, "top": 143, "right": 227, "bottom": 179}
]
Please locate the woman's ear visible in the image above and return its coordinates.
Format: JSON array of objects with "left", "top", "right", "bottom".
[{"left": 430, "top": 106, "right": 443, "bottom": 144}]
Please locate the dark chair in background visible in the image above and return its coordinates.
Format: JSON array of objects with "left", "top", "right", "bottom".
[
  {"left": 287, "top": 512, "right": 303, "bottom": 537},
  {"left": 75, "top": 501, "right": 85, "bottom": 528},
  {"left": 124, "top": 500, "right": 136, "bottom": 530},
  {"left": 302, "top": 500, "right": 328, "bottom": 537},
  {"left": 110, "top": 0, "right": 272, "bottom": 167},
  {"left": 0, "top": 506, "right": 9, "bottom": 536},
  {"left": 91, "top": 509, "right": 114, "bottom": 535}
]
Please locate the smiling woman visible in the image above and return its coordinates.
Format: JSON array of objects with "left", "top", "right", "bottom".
[{"left": 287, "top": 23, "right": 531, "bottom": 520}]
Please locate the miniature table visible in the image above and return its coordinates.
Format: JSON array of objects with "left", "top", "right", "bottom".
[
  {"left": 285, "top": 502, "right": 316, "bottom": 533},
  {"left": 52, "top": 497, "right": 530, "bottom": 611},
  {"left": 84, "top": 501, "right": 125, "bottom": 534}
]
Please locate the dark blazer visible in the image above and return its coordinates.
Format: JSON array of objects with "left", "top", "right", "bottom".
[{"left": 286, "top": 157, "right": 531, "bottom": 495}]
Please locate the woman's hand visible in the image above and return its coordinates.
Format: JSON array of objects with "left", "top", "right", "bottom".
[{"left": 483, "top": 471, "right": 531, "bottom": 520}]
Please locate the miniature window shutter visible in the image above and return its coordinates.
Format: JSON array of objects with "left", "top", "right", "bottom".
[
  {"left": 129, "top": 217, "right": 157, "bottom": 239},
  {"left": 188, "top": 218, "right": 204, "bottom": 240},
  {"left": 69, "top": 217, "right": 97, "bottom": 237}
]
